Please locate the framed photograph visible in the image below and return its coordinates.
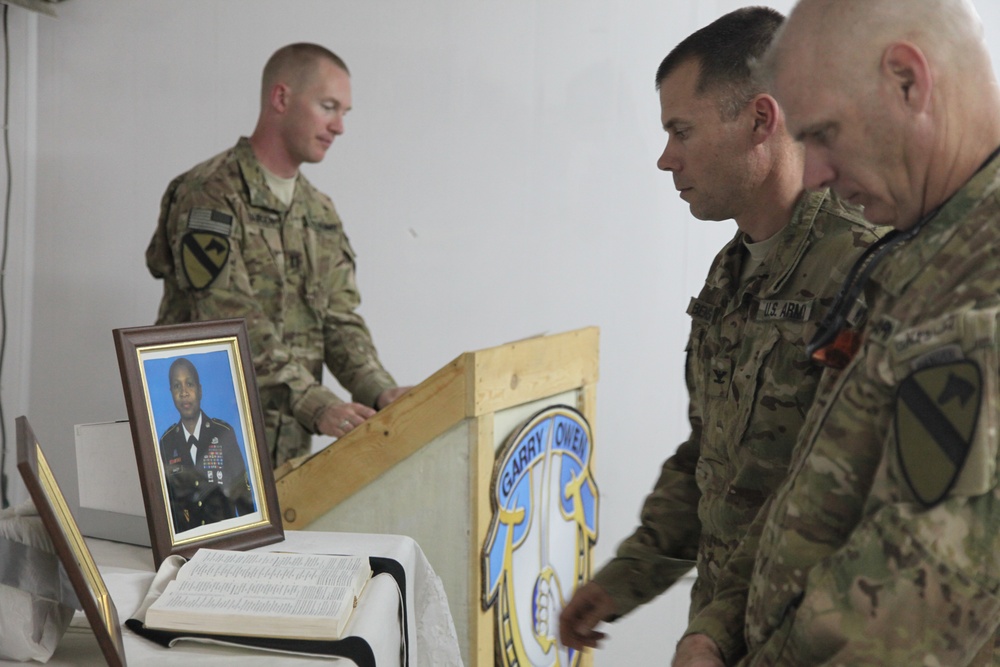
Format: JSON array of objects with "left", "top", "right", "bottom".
[
  {"left": 113, "top": 318, "right": 283, "bottom": 568},
  {"left": 16, "top": 416, "right": 127, "bottom": 667}
]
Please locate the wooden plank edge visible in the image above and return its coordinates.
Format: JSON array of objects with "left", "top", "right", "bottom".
[
  {"left": 470, "top": 414, "right": 496, "bottom": 667},
  {"left": 470, "top": 326, "right": 600, "bottom": 416}
]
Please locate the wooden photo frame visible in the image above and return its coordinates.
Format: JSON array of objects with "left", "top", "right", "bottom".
[
  {"left": 16, "top": 416, "right": 127, "bottom": 667},
  {"left": 113, "top": 319, "right": 283, "bottom": 568}
]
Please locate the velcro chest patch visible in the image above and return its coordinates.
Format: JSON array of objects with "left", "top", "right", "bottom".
[
  {"left": 687, "top": 297, "right": 717, "bottom": 323},
  {"left": 756, "top": 299, "right": 813, "bottom": 322}
]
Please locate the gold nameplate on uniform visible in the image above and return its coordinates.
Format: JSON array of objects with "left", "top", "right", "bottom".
[
  {"left": 895, "top": 359, "right": 981, "bottom": 506},
  {"left": 756, "top": 299, "right": 813, "bottom": 322}
]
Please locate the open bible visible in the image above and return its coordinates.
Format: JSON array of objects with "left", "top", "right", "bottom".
[
  {"left": 142, "top": 548, "right": 371, "bottom": 640},
  {"left": 126, "top": 549, "right": 409, "bottom": 666}
]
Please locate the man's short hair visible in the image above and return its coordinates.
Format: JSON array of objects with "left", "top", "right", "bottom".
[
  {"left": 260, "top": 42, "right": 349, "bottom": 102},
  {"left": 655, "top": 6, "right": 784, "bottom": 120},
  {"left": 169, "top": 357, "right": 200, "bottom": 387}
]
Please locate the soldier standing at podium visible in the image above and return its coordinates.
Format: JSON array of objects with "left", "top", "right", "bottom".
[
  {"left": 146, "top": 43, "right": 411, "bottom": 468},
  {"left": 159, "top": 357, "right": 254, "bottom": 534},
  {"left": 559, "top": 8, "right": 885, "bottom": 664}
]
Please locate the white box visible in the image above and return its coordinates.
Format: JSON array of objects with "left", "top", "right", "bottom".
[{"left": 74, "top": 420, "right": 150, "bottom": 546}]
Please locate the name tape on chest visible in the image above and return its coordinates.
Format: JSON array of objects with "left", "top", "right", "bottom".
[
  {"left": 249, "top": 212, "right": 281, "bottom": 227},
  {"left": 756, "top": 299, "right": 813, "bottom": 322},
  {"left": 687, "top": 297, "right": 717, "bottom": 323}
]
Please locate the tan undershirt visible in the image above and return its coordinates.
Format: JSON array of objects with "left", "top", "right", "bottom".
[
  {"left": 261, "top": 166, "right": 297, "bottom": 206},
  {"left": 741, "top": 227, "right": 785, "bottom": 283}
]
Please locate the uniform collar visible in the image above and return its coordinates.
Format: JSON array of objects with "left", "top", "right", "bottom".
[
  {"left": 872, "top": 147, "right": 1000, "bottom": 298},
  {"left": 707, "top": 189, "right": 827, "bottom": 300},
  {"left": 182, "top": 412, "right": 204, "bottom": 442},
  {"left": 759, "top": 189, "right": 827, "bottom": 297},
  {"left": 234, "top": 137, "right": 293, "bottom": 213},
  {"left": 805, "top": 146, "right": 1000, "bottom": 362}
]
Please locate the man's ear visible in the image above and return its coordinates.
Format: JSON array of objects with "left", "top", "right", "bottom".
[
  {"left": 882, "top": 41, "right": 932, "bottom": 112},
  {"left": 749, "top": 93, "right": 780, "bottom": 145},
  {"left": 268, "top": 83, "right": 291, "bottom": 113}
]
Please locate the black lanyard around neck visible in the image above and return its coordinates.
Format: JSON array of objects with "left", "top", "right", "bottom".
[{"left": 807, "top": 143, "right": 1000, "bottom": 367}]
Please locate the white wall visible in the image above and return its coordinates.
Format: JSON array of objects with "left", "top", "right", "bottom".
[
  {"left": 7, "top": 1, "right": 1000, "bottom": 665},
  {"left": 0, "top": 5, "right": 36, "bottom": 512}
]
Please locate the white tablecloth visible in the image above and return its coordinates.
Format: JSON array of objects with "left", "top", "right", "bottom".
[{"left": 1, "top": 531, "right": 462, "bottom": 666}]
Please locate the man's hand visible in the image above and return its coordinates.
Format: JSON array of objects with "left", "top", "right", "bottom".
[
  {"left": 672, "top": 633, "right": 725, "bottom": 667},
  {"left": 558, "top": 581, "right": 616, "bottom": 651},
  {"left": 316, "top": 402, "right": 377, "bottom": 438},
  {"left": 376, "top": 386, "right": 412, "bottom": 410}
]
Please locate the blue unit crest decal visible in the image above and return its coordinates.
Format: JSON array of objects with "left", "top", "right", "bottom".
[{"left": 482, "top": 405, "right": 599, "bottom": 667}]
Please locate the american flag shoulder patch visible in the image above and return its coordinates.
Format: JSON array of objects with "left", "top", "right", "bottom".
[{"left": 188, "top": 208, "right": 233, "bottom": 235}]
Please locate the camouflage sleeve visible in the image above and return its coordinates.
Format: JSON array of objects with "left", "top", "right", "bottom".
[
  {"left": 742, "top": 494, "right": 1000, "bottom": 667},
  {"left": 148, "top": 184, "right": 342, "bottom": 432},
  {"left": 591, "top": 443, "right": 701, "bottom": 617},
  {"left": 740, "top": 307, "right": 1000, "bottom": 666},
  {"left": 590, "top": 349, "right": 701, "bottom": 618},
  {"left": 319, "top": 232, "right": 396, "bottom": 408}
]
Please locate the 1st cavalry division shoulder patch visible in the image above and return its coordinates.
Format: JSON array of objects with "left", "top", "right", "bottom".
[
  {"left": 895, "top": 360, "right": 981, "bottom": 506},
  {"left": 181, "top": 231, "right": 230, "bottom": 289},
  {"left": 181, "top": 208, "right": 233, "bottom": 289}
]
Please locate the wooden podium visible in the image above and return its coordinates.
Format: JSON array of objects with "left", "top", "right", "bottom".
[{"left": 275, "top": 327, "right": 599, "bottom": 666}]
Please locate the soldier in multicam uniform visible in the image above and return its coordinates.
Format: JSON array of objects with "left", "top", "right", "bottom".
[
  {"left": 559, "top": 8, "right": 884, "bottom": 663},
  {"left": 147, "top": 44, "right": 410, "bottom": 468},
  {"left": 676, "top": 1, "right": 1000, "bottom": 666}
]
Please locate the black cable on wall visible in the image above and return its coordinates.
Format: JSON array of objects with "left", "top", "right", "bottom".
[{"left": 1, "top": 3, "right": 13, "bottom": 509}]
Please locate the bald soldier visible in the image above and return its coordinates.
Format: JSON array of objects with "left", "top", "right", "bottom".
[
  {"left": 558, "top": 7, "right": 882, "bottom": 663},
  {"left": 675, "top": 1, "right": 1000, "bottom": 665},
  {"left": 147, "top": 44, "right": 410, "bottom": 467}
]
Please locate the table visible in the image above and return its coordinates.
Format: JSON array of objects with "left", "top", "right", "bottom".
[{"left": 1, "top": 531, "right": 463, "bottom": 666}]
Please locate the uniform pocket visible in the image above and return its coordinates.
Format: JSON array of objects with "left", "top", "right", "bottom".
[{"left": 242, "top": 222, "right": 283, "bottom": 290}]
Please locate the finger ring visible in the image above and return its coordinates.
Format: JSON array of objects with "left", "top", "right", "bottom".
[{"left": 340, "top": 419, "right": 351, "bottom": 430}]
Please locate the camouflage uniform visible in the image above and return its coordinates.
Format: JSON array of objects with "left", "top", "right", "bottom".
[
  {"left": 159, "top": 412, "right": 254, "bottom": 534},
  {"left": 727, "top": 153, "right": 1000, "bottom": 666},
  {"left": 147, "top": 138, "right": 397, "bottom": 468},
  {"left": 591, "top": 190, "right": 881, "bottom": 660}
]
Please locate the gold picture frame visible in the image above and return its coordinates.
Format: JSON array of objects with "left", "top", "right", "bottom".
[
  {"left": 16, "top": 416, "right": 127, "bottom": 667},
  {"left": 113, "top": 319, "right": 283, "bottom": 568}
]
